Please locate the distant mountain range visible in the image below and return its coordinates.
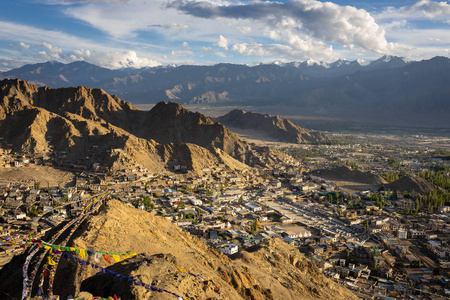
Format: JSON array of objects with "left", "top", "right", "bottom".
[
  {"left": 1, "top": 56, "right": 449, "bottom": 127},
  {"left": 0, "top": 78, "right": 297, "bottom": 172}
]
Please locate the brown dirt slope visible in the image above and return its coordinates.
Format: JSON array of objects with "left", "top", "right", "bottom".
[
  {"left": 53, "top": 200, "right": 359, "bottom": 300},
  {"left": 384, "top": 175, "right": 438, "bottom": 194},
  {"left": 215, "top": 109, "right": 327, "bottom": 144},
  {"left": 0, "top": 166, "right": 75, "bottom": 187},
  {"left": 314, "top": 166, "right": 386, "bottom": 185}
]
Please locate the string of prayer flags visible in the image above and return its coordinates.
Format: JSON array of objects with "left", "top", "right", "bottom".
[
  {"left": 154, "top": 255, "right": 207, "bottom": 282},
  {"left": 40, "top": 241, "right": 138, "bottom": 262},
  {"left": 22, "top": 192, "right": 107, "bottom": 299},
  {"left": 62, "top": 253, "right": 187, "bottom": 300},
  {"left": 22, "top": 246, "right": 40, "bottom": 300},
  {"left": 122, "top": 252, "right": 138, "bottom": 260}
]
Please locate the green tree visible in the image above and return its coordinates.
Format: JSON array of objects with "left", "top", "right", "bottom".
[
  {"left": 28, "top": 205, "right": 39, "bottom": 217},
  {"left": 250, "top": 220, "right": 259, "bottom": 234},
  {"left": 143, "top": 196, "right": 154, "bottom": 210},
  {"left": 238, "top": 195, "right": 244, "bottom": 205},
  {"left": 177, "top": 201, "right": 185, "bottom": 210},
  {"left": 414, "top": 199, "right": 420, "bottom": 215},
  {"left": 34, "top": 182, "right": 40, "bottom": 190},
  {"left": 327, "top": 194, "right": 333, "bottom": 202}
]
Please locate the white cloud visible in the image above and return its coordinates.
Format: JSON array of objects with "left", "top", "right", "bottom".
[
  {"left": 404, "top": 0, "right": 450, "bottom": 19},
  {"left": 215, "top": 51, "right": 227, "bottom": 58},
  {"left": 376, "top": 0, "right": 450, "bottom": 20},
  {"left": 68, "top": 49, "right": 160, "bottom": 68},
  {"left": 172, "top": 0, "right": 397, "bottom": 54},
  {"left": 0, "top": 21, "right": 162, "bottom": 69},
  {"left": 216, "top": 35, "right": 229, "bottom": 50},
  {"left": 7, "top": 0, "right": 448, "bottom": 66},
  {"left": 38, "top": 42, "right": 63, "bottom": 59},
  {"left": 63, "top": 0, "right": 192, "bottom": 38},
  {"left": 171, "top": 49, "right": 193, "bottom": 57},
  {"left": 38, "top": 0, "right": 129, "bottom": 5},
  {"left": 164, "top": 23, "right": 189, "bottom": 30},
  {"left": 0, "top": 21, "right": 105, "bottom": 52},
  {"left": 19, "top": 42, "right": 30, "bottom": 49},
  {"left": 231, "top": 41, "right": 334, "bottom": 61},
  {"left": 237, "top": 26, "right": 252, "bottom": 34},
  {"left": 232, "top": 43, "right": 268, "bottom": 56},
  {"left": 0, "top": 58, "right": 29, "bottom": 72},
  {"left": 201, "top": 46, "right": 213, "bottom": 53}
]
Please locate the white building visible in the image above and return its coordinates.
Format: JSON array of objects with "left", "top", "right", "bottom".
[
  {"left": 409, "top": 229, "right": 425, "bottom": 239},
  {"left": 187, "top": 196, "right": 203, "bottom": 206},
  {"left": 216, "top": 194, "right": 237, "bottom": 202},
  {"left": 245, "top": 202, "right": 262, "bottom": 212},
  {"left": 220, "top": 244, "right": 238, "bottom": 255},
  {"left": 398, "top": 230, "right": 408, "bottom": 239},
  {"left": 15, "top": 213, "right": 27, "bottom": 220}
]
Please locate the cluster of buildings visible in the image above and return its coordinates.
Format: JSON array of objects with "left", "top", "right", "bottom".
[{"left": 1, "top": 133, "right": 450, "bottom": 299}]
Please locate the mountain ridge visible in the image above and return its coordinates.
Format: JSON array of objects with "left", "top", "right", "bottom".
[
  {"left": 2, "top": 56, "right": 449, "bottom": 128},
  {"left": 0, "top": 78, "right": 292, "bottom": 172}
]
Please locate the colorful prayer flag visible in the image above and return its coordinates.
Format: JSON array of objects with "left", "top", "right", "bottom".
[
  {"left": 48, "top": 257, "right": 56, "bottom": 266},
  {"left": 103, "top": 253, "right": 112, "bottom": 263}
]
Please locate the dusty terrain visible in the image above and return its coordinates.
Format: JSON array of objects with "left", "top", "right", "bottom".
[
  {"left": 313, "top": 166, "right": 387, "bottom": 193},
  {"left": 0, "top": 165, "right": 76, "bottom": 187},
  {"left": 49, "top": 200, "right": 359, "bottom": 300},
  {"left": 384, "top": 175, "right": 438, "bottom": 194}
]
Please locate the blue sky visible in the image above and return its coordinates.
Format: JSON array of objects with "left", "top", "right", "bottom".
[{"left": 0, "top": 0, "right": 449, "bottom": 70}]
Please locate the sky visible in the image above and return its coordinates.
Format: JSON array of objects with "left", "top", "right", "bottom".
[{"left": 0, "top": 0, "right": 449, "bottom": 70}]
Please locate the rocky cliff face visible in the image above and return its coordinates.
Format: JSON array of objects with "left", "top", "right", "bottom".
[
  {"left": 0, "top": 79, "right": 289, "bottom": 172},
  {"left": 216, "top": 109, "right": 328, "bottom": 144}
]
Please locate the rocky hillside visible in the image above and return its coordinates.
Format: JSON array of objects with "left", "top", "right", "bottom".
[
  {"left": 216, "top": 109, "right": 328, "bottom": 144},
  {"left": 384, "top": 175, "right": 438, "bottom": 194},
  {"left": 313, "top": 166, "right": 386, "bottom": 185},
  {"left": 0, "top": 79, "right": 289, "bottom": 172},
  {"left": 14, "top": 199, "right": 359, "bottom": 300}
]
